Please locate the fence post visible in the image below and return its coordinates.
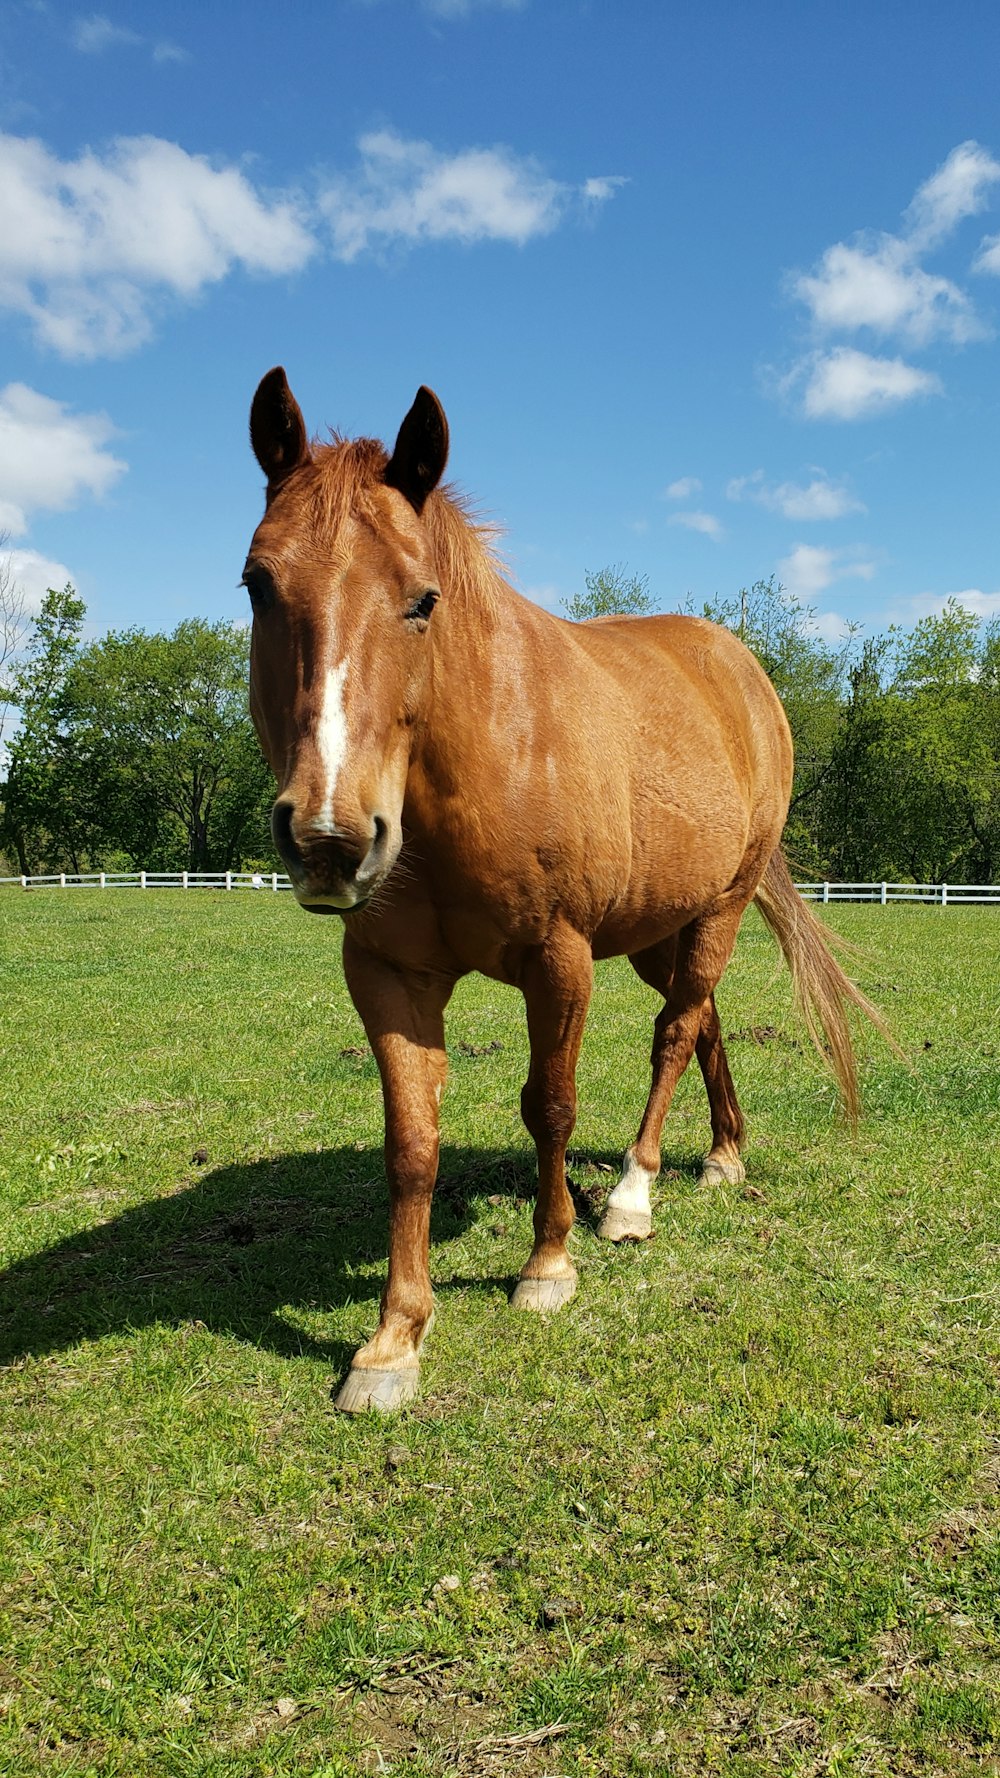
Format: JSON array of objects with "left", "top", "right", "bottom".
[
  {"left": 880, "top": 881, "right": 887, "bottom": 906},
  {"left": 182, "top": 870, "right": 188, "bottom": 890},
  {"left": 100, "top": 871, "right": 106, "bottom": 889},
  {"left": 225, "top": 871, "right": 232, "bottom": 891},
  {"left": 941, "top": 882, "right": 948, "bottom": 907},
  {"left": 822, "top": 881, "right": 830, "bottom": 905},
  {"left": 59, "top": 872, "right": 66, "bottom": 888},
  {"left": 271, "top": 872, "right": 278, "bottom": 891},
  {"left": 20, "top": 875, "right": 27, "bottom": 889},
  {"left": 140, "top": 870, "right": 146, "bottom": 889}
]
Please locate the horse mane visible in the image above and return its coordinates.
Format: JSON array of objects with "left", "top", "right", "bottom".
[
  {"left": 302, "top": 434, "right": 506, "bottom": 621},
  {"left": 422, "top": 484, "right": 505, "bottom": 622}
]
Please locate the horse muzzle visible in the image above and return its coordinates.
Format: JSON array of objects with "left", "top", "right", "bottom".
[{"left": 271, "top": 801, "right": 398, "bottom": 913}]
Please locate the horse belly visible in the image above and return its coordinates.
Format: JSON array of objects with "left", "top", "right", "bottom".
[
  {"left": 590, "top": 774, "right": 754, "bottom": 960},
  {"left": 591, "top": 851, "right": 746, "bottom": 960}
]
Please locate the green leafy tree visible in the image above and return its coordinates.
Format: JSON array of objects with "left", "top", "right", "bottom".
[
  {"left": 973, "top": 619, "right": 1000, "bottom": 880},
  {"left": 819, "top": 602, "right": 1000, "bottom": 883},
  {"left": 695, "top": 578, "right": 857, "bottom": 871},
  {"left": 882, "top": 603, "right": 998, "bottom": 881},
  {"left": 62, "top": 620, "right": 273, "bottom": 871},
  {"left": 0, "top": 584, "right": 86, "bottom": 874},
  {"left": 816, "top": 637, "right": 894, "bottom": 880},
  {"left": 563, "top": 564, "right": 653, "bottom": 621}
]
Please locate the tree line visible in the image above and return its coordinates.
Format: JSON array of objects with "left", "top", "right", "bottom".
[{"left": 1, "top": 573, "right": 998, "bottom": 883}]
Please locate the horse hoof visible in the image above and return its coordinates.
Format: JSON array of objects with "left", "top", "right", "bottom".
[
  {"left": 510, "top": 1274, "right": 577, "bottom": 1312},
  {"left": 596, "top": 1206, "right": 653, "bottom": 1242},
  {"left": 333, "top": 1367, "right": 419, "bottom": 1413},
  {"left": 698, "top": 1158, "right": 746, "bottom": 1189}
]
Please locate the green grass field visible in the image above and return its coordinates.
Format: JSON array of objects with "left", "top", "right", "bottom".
[{"left": 1, "top": 889, "right": 998, "bottom": 1777}]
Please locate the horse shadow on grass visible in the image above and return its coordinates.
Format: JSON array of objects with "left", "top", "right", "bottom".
[{"left": 0, "top": 1140, "right": 668, "bottom": 1378}]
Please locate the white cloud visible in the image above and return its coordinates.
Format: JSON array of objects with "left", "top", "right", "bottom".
[
  {"left": 522, "top": 583, "right": 565, "bottom": 612},
  {"left": 798, "top": 348, "right": 941, "bottom": 421},
  {"left": 424, "top": 0, "right": 525, "bottom": 13},
  {"left": 973, "top": 234, "right": 1000, "bottom": 276},
  {"left": 72, "top": 14, "right": 141, "bottom": 53},
  {"left": 778, "top": 545, "right": 836, "bottom": 597},
  {"left": 896, "top": 587, "right": 1000, "bottom": 622},
  {"left": 318, "top": 130, "right": 606, "bottom": 260},
  {"left": 582, "top": 176, "right": 628, "bottom": 204},
  {"left": 727, "top": 467, "right": 864, "bottom": 520},
  {"left": 778, "top": 543, "right": 876, "bottom": 599},
  {"left": 904, "top": 141, "right": 1000, "bottom": 250},
  {"left": 668, "top": 510, "right": 723, "bottom": 540},
  {"left": 0, "top": 126, "right": 620, "bottom": 358},
  {"left": 806, "top": 609, "right": 856, "bottom": 643},
  {"left": 4, "top": 548, "right": 77, "bottom": 615},
  {"left": 359, "top": 0, "right": 526, "bottom": 15},
  {"left": 0, "top": 132, "right": 316, "bottom": 358},
  {"left": 793, "top": 143, "right": 1000, "bottom": 347},
  {"left": 665, "top": 475, "right": 701, "bottom": 500},
  {"left": 0, "top": 384, "right": 125, "bottom": 535},
  {"left": 72, "top": 14, "right": 188, "bottom": 62},
  {"left": 786, "top": 141, "right": 1000, "bottom": 420},
  {"left": 794, "top": 238, "right": 981, "bottom": 346}
]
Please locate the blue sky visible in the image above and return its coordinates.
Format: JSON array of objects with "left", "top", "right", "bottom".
[{"left": 2, "top": 0, "right": 999, "bottom": 647}]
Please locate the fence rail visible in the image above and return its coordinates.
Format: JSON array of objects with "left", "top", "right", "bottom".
[
  {"left": 795, "top": 880, "right": 1000, "bottom": 906},
  {"left": 0, "top": 870, "right": 293, "bottom": 891},
  {"left": 1, "top": 872, "right": 998, "bottom": 904}
]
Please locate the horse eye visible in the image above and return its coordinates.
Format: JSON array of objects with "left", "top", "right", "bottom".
[
  {"left": 407, "top": 588, "right": 439, "bottom": 623},
  {"left": 242, "top": 565, "right": 275, "bottom": 615}
]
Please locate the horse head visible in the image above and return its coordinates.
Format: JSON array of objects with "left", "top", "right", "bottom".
[{"left": 245, "top": 368, "right": 449, "bottom": 913}]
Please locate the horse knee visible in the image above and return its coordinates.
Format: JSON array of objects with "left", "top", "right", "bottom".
[
  {"left": 520, "top": 1082, "right": 576, "bottom": 1147},
  {"left": 386, "top": 1126, "right": 439, "bottom": 1193}
]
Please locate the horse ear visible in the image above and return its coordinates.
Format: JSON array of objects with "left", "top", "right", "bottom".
[
  {"left": 385, "top": 386, "right": 449, "bottom": 514},
  {"left": 250, "top": 367, "right": 311, "bottom": 488}
]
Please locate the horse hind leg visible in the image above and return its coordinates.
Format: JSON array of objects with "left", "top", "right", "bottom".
[
  {"left": 694, "top": 993, "right": 746, "bottom": 1188},
  {"left": 598, "top": 919, "right": 748, "bottom": 1242},
  {"left": 597, "top": 937, "right": 677, "bottom": 1243}
]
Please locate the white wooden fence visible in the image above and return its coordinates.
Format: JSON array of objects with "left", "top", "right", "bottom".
[
  {"left": 0, "top": 870, "right": 292, "bottom": 891},
  {"left": 795, "top": 881, "right": 1000, "bottom": 906},
  {"left": 0, "top": 872, "right": 998, "bottom": 904}
]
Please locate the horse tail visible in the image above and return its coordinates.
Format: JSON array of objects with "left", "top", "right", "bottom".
[{"left": 753, "top": 848, "right": 892, "bottom": 1125}]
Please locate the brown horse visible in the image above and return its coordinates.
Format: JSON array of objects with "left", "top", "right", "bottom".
[{"left": 245, "top": 369, "right": 878, "bottom": 1413}]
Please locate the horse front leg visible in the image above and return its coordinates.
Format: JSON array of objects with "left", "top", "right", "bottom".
[
  {"left": 511, "top": 923, "right": 593, "bottom": 1312},
  {"left": 334, "top": 934, "right": 453, "bottom": 1413}
]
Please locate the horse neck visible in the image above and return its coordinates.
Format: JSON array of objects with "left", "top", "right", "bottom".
[{"left": 417, "top": 549, "right": 553, "bottom": 773}]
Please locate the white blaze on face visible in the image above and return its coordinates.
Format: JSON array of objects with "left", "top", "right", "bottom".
[{"left": 315, "top": 657, "right": 350, "bottom": 833}]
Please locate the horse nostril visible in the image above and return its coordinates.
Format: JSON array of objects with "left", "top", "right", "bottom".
[
  {"left": 271, "top": 800, "right": 300, "bottom": 867},
  {"left": 361, "top": 815, "right": 392, "bottom": 879}
]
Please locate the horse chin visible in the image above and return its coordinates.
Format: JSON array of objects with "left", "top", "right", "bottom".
[
  {"left": 291, "top": 827, "right": 400, "bottom": 918},
  {"left": 296, "top": 889, "right": 372, "bottom": 916}
]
